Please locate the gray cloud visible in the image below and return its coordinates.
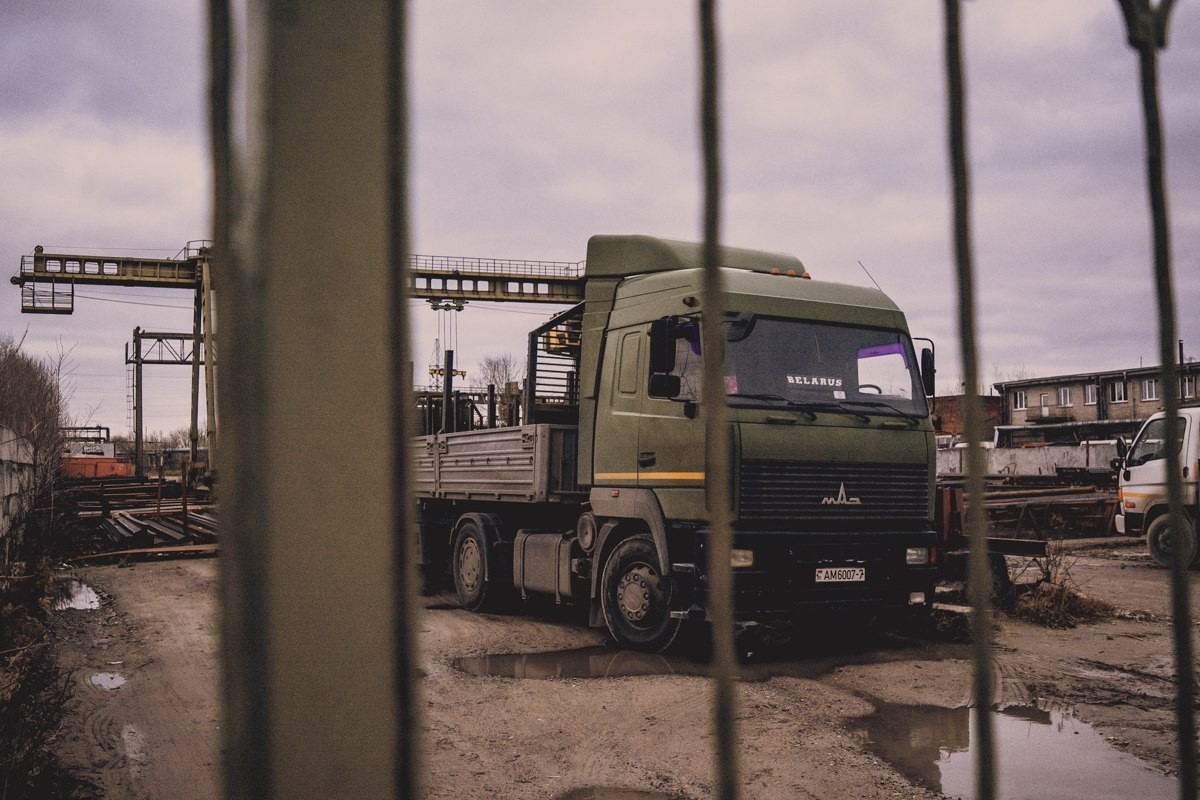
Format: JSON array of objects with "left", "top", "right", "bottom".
[{"left": 1, "top": 1, "right": 1197, "bottom": 435}]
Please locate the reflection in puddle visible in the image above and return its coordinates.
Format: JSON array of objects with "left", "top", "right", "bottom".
[
  {"left": 90, "top": 672, "right": 126, "bottom": 690},
  {"left": 862, "top": 702, "right": 1177, "bottom": 799},
  {"left": 554, "top": 789, "right": 677, "bottom": 800},
  {"left": 454, "top": 635, "right": 962, "bottom": 683},
  {"left": 455, "top": 648, "right": 693, "bottom": 681},
  {"left": 55, "top": 579, "right": 100, "bottom": 611}
]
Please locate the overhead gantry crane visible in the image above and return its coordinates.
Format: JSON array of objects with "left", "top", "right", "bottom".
[
  {"left": 12, "top": 242, "right": 586, "bottom": 476},
  {"left": 13, "top": 242, "right": 217, "bottom": 477}
]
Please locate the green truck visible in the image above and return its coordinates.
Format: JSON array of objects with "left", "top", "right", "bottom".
[{"left": 415, "top": 234, "right": 938, "bottom": 651}]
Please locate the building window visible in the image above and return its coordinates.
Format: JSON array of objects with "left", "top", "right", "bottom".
[
  {"left": 1181, "top": 375, "right": 1196, "bottom": 400},
  {"left": 1013, "top": 390, "right": 1027, "bottom": 411},
  {"left": 1058, "top": 387, "right": 1072, "bottom": 406},
  {"left": 1085, "top": 384, "right": 1098, "bottom": 405},
  {"left": 1142, "top": 378, "right": 1159, "bottom": 401},
  {"left": 1109, "top": 381, "right": 1127, "bottom": 403}
]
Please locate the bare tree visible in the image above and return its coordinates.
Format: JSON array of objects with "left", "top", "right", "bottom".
[
  {"left": 0, "top": 332, "right": 69, "bottom": 567},
  {"left": 474, "top": 353, "right": 524, "bottom": 390}
]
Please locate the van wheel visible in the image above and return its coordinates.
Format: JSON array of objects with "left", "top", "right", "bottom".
[
  {"left": 600, "top": 534, "right": 681, "bottom": 652},
  {"left": 1146, "top": 515, "right": 1198, "bottom": 569},
  {"left": 452, "top": 517, "right": 507, "bottom": 611}
]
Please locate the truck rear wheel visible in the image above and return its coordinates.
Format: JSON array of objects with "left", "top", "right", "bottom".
[
  {"left": 600, "top": 534, "right": 680, "bottom": 652},
  {"left": 452, "top": 517, "right": 509, "bottom": 612},
  {"left": 1147, "top": 515, "right": 1199, "bottom": 569}
]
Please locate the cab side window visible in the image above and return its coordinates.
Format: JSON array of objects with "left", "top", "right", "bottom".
[
  {"left": 618, "top": 331, "right": 641, "bottom": 396},
  {"left": 668, "top": 322, "right": 702, "bottom": 401}
]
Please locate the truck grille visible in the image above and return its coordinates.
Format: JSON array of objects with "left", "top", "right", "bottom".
[{"left": 739, "top": 460, "right": 929, "bottom": 530}]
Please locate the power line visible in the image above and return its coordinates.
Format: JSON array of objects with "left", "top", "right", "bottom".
[{"left": 75, "top": 293, "right": 192, "bottom": 309}]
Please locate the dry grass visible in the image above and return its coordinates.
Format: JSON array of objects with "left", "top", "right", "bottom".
[
  {"left": 0, "top": 565, "right": 100, "bottom": 800},
  {"left": 1008, "top": 544, "right": 1116, "bottom": 628}
]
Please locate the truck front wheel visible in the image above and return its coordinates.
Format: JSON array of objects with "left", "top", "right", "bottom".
[
  {"left": 600, "top": 534, "right": 681, "bottom": 652},
  {"left": 1146, "top": 514, "right": 1199, "bottom": 569}
]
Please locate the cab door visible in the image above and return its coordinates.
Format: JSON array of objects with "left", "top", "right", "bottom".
[
  {"left": 593, "top": 327, "right": 645, "bottom": 487},
  {"left": 637, "top": 319, "right": 706, "bottom": 512}
]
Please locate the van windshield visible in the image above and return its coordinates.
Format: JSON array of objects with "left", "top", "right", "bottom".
[
  {"left": 1126, "top": 417, "right": 1186, "bottom": 467},
  {"left": 720, "top": 314, "right": 928, "bottom": 418}
]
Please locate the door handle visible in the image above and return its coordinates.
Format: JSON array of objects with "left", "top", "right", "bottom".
[{"left": 638, "top": 452, "right": 656, "bottom": 468}]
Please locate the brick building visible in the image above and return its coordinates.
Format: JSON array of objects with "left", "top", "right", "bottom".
[
  {"left": 992, "top": 361, "right": 1199, "bottom": 444},
  {"left": 930, "top": 394, "right": 1002, "bottom": 442}
]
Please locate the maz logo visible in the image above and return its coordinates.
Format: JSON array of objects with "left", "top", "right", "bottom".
[{"left": 821, "top": 482, "right": 862, "bottom": 505}]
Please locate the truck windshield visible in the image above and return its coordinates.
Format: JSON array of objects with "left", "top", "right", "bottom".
[
  {"left": 1126, "top": 416, "right": 1186, "bottom": 467},
  {"left": 720, "top": 314, "right": 928, "bottom": 418}
]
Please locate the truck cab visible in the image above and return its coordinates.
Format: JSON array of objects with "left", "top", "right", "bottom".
[
  {"left": 1115, "top": 405, "right": 1200, "bottom": 567},
  {"left": 579, "top": 237, "right": 938, "bottom": 647}
]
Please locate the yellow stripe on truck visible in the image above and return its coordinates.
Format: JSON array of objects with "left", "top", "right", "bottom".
[{"left": 594, "top": 472, "right": 706, "bottom": 481}]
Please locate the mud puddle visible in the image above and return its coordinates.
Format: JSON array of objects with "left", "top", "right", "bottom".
[
  {"left": 55, "top": 578, "right": 101, "bottom": 610},
  {"left": 861, "top": 701, "right": 1177, "bottom": 799},
  {"left": 554, "top": 789, "right": 678, "bottom": 800},
  {"left": 90, "top": 672, "right": 127, "bottom": 690},
  {"left": 454, "top": 632, "right": 964, "bottom": 682}
]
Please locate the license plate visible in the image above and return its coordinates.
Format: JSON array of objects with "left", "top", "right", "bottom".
[{"left": 815, "top": 567, "right": 866, "bottom": 583}]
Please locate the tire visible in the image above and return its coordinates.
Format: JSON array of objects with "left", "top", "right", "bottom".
[
  {"left": 600, "top": 534, "right": 681, "bottom": 652},
  {"left": 1146, "top": 514, "right": 1198, "bottom": 569},
  {"left": 452, "top": 517, "right": 508, "bottom": 612}
]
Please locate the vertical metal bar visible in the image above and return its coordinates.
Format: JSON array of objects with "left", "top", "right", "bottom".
[
  {"left": 487, "top": 384, "right": 497, "bottom": 429},
  {"left": 134, "top": 326, "right": 144, "bottom": 478},
  {"left": 1115, "top": 3, "right": 1194, "bottom": 796},
  {"left": 181, "top": 458, "right": 190, "bottom": 539},
  {"left": 190, "top": 284, "right": 202, "bottom": 467},
  {"left": 208, "top": 0, "right": 273, "bottom": 795},
  {"left": 526, "top": 332, "right": 538, "bottom": 424},
  {"left": 388, "top": 2, "right": 423, "bottom": 796},
  {"left": 213, "top": 1, "right": 406, "bottom": 797},
  {"left": 442, "top": 349, "right": 454, "bottom": 433},
  {"left": 202, "top": 260, "right": 218, "bottom": 470},
  {"left": 943, "top": 3, "right": 996, "bottom": 799},
  {"left": 697, "top": 3, "right": 738, "bottom": 799},
  {"left": 156, "top": 462, "right": 164, "bottom": 520}
]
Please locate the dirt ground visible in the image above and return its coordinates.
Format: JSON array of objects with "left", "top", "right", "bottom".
[{"left": 48, "top": 538, "right": 1197, "bottom": 799}]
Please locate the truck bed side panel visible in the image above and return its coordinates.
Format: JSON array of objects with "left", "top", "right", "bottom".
[{"left": 413, "top": 424, "right": 583, "bottom": 503}]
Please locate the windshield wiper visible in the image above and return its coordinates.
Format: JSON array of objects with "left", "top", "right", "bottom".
[
  {"left": 726, "top": 393, "right": 817, "bottom": 419},
  {"left": 729, "top": 393, "right": 873, "bottom": 423},
  {"left": 726, "top": 393, "right": 902, "bottom": 424},
  {"left": 791, "top": 400, "right": 870, "bottom": 423},
  {"left": 840, "top": 399, "right": 923, "bottom": 425}
]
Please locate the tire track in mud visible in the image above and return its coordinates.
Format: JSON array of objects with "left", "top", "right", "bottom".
[
  {"left": 561, "top": 676, "right": 713, "bottom": 796},
  {"left": 52, "top": 561, "right": 220, "bottom": 800}
]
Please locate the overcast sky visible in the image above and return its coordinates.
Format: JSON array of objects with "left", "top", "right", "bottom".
[{"left": 1, "top": 2, "right": 1197, "bottom": 437}]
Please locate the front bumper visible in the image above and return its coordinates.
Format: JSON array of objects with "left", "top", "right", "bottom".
[{"left": 675, "top": 529, "right": 938, "bottom": 622}]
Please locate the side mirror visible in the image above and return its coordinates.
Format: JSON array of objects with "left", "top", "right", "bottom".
[
  {"left": 648, "top": 373, "right": 681, "bottom": 399},
  {"left": 1115, "top": 437, "right": 1128, "bottom": 460},
  {"left": 648, "top": 317, "right": 676, "bottom": 374},
  {"left": 920, "top": 347, "right": 936, "bottom": 398}
]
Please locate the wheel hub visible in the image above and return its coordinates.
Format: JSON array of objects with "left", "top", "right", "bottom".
[
  {"left": 459, "top": 538, "right": 481, "bottom": 592},
  {"left": 617, "top": 566, "right": 660, "bottom": 625}
]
